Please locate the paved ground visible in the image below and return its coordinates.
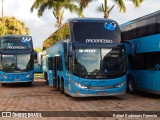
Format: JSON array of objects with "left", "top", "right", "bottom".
[{"left": 0, "top": 77, "right": 160, "bottom": 120}]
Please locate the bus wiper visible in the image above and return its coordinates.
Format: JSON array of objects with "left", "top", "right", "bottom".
[{"left": 90, "top": 69, "right": 99, "bottom": 75}]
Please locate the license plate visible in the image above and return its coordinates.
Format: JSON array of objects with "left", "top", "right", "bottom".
[
  {"left": 15, "top": 78, "right": 20, "bottom": 81},
  {"left": 98, "top": 92, "right": 106, "bottom": 95}
]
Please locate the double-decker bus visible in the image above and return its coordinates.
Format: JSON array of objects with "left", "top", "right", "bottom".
[
  {"left": 0, "top": 35, "right": 34, "bottom": 86},
  {"left": 43, "top": 18, "right": 127, "bottom": 97},
  {"left": 121, "top": 10, "right": 160, "bottom": 94}
]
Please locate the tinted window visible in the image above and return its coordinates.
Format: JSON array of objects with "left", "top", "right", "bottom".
[
  {"left": 72, "top": 21, "right": 120, "bottom": 43},
  {"left": 121, "top": 12, "right": 160, "bottom": 41},
  {"left": 128, "top": 52, "right": 160, "bottom": 70}
]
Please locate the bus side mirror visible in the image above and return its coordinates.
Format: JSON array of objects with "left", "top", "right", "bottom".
[
  {"left": 67, "top": 42, "right": 72, "bottom": 57},
  {"left": 124, "top": 41, "right": 136, "bottom": 56},
  {"left": 48, "top": 57, "right": 53, "bottom": 70},
  {"left": 33, "top": 50, "right": 37, "bottom": 60}
]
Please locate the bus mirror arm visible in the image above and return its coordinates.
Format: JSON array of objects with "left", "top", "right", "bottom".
[{"left": 124, "top": 41, "right": 136, "bottom": 56}]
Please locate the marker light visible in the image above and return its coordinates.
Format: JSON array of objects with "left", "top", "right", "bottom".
[
  {"left": 26, "top": 73, "right": 32, "bottom": 78},
  {"left": 73, "top": 81, "right": 88, "bottom": 89},
  {"left": 0, "top": 74, "right": 8, "bottom": 79},
  {"left": 115, "top": 81, "right": 126, "bottom": 88}
]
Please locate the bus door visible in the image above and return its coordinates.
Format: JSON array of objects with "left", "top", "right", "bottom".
[
  {"left": 53, "top": 57, "right": 57, "bottom": 86},
  {"left": 53, "top": 56, "right": 63, "bottom": 87},
  {"left": 48, "top": 57, "right": 53, "bottom": 86}
]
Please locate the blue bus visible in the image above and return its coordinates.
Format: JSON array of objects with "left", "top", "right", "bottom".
[
  {"left": 121, "top": 10, "right": 160, "bottom": 94},
  {"left": 0, "top": 35, "right": 34, "bottom": 86},
  {"left": 43, "top": 18, "right": 127, "bottom": 97}
]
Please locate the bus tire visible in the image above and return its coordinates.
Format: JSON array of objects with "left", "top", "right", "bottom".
[
  {"left": 43, "top": 72, "right": 46, "bottom": 80},
  {"left": 60, "top": 79, "right": 64, "bottom": 94},
  {"left": 26, "top": 82, "right": 32, "bottom": 87},
  {"left": 44, "top": 72, "right": 48, "bottom": 85},
  {"left": 127, "top": 75, "right": 135, "bottom": 93},
  {"left": 1, "top": 83, "right": 7, "bottom": 87}
]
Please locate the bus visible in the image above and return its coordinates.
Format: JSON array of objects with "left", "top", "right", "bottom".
[
  {"left": 43, "top": 18, "right": 127, "bottom": 97},
  {"left": 34, "top": 51, "right": 46, "bottom": 73},
  {"left": 0, "top": 35, "right": 34, "bottom": 86},
  {"left": 121, "top": 10, "right": 160, "bottom": 94}
]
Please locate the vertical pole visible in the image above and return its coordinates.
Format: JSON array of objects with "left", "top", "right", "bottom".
[{"left": 2, "top": 0, "right": 3, "bottom": 18}]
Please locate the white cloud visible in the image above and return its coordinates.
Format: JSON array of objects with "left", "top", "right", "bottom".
[{"left": 0, "top": 0, "right": 160, "bottom": 49}]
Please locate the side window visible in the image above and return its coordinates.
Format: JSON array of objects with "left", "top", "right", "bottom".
[
  {"left": 147, "top": 53, "right": 160, "bottom": 70},
  {"left": 128, "top": 54, "right": 147, "bottom": 70},
  {"left": 128, "top": 52, "right": 160, "bottom": 70}
]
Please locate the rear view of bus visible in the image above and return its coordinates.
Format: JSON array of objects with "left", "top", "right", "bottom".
[{"left": 0, "top": 35, "right": 34, "bottom": 86}]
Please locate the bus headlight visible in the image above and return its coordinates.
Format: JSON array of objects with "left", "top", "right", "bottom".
[
  {"left": 0, "top": 74, "right": 8, "bottom": 78},
  {"left": 26, "top": 73, "right": 32, "bottom": 78},
  {"left": 73, "top": 81, "right": 88, "bottom": 89},
  {"left": 115, "top": 81, "right": 126, "bottom": 88}
]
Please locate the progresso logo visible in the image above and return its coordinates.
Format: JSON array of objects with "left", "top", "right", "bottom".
[{"left": 104, "top": 22, "right": 116, "bottom": 31}]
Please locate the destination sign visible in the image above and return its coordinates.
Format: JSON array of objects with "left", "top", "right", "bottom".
[
  {"left": 86, "top": 39, "right": 113, "bottom": 43},
  {"left": 0, "top": 37, "right": 32, "bottom": 49},
  {"left": 78, "top": 49, "right": 96, "bottom": 53}
]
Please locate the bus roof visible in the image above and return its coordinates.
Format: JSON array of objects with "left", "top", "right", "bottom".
[
  {"left": 0, "top": 35, "right": 32, "bottom": 39},
  {"left": 67, "top": 18, "right": 117, "bottom": 23},
  {"left": 120, "top": 10, "right": 160, "bottom": 27}
]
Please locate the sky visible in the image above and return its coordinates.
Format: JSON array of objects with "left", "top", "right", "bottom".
[{"left": 0, "top": 0, "right": 160, "bottom": 49}]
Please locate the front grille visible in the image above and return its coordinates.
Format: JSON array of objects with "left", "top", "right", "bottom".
[{"left": 87, "top": 85, "right": 115, "bottom": 90}]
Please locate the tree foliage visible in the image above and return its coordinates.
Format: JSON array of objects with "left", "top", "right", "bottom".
[
  {"left": 97, "top": 0, "right": 144, "bottom": 18},
  {"left": 43, "top": 23, "right": 69, "bottom": 49},
  {"left": 31, "top": 0, "right": 95, "bottom": 27},
  {"left": 31, "top": 0, "right": 80, "bottom": 28},
  {"left": 34, "top": 47, "right": 43, "bottom": 53},
  {"left": 0, "top": 17, "right": 29, "bottom": 36}
]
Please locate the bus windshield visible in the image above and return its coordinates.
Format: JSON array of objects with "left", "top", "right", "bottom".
[
  {"left": 0, "top": 54, "right": 33, "bottom": 72},
  {"left": 73, "top": 48, "right": 125, "bottom": 77},
  {"left": 0, "top": 37, "right": 32, "bottom": 49}
]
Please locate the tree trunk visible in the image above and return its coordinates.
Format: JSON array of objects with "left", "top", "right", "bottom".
[
  {"left": 56, "top": 17, "right": 62, "bottom": 28},
  {"left": 104, "top": 12, "right": 109, "bottom": 19}
]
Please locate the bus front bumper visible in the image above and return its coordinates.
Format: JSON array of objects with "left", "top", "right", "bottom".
[
  {"left": 0, "top": 71, "right": 34, "bottom": 83},
  {"left": 64, "top": 89, "right": 125, "bottom": 97}
]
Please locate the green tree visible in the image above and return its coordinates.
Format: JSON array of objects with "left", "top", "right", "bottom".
[
  {"left": 30, "top": 0, "right": 80, "bottom": 28},
  {"left": 34, "top": 47, "right": 43, "bottom": 53},
  {"left": 0, "top": 17, "right": 29, "bottom": 35},
  {"left": 75, "top": 0, "right": 96, "bottom": 17},
  {"left": 97, "top": 0, "right": 144, "bottom": 18}
]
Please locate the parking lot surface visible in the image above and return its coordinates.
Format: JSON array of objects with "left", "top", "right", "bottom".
[{"left": 0, "top": 77, "right": 160, "bottom": 120}]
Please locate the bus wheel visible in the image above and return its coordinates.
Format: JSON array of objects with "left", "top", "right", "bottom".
[
  {"left": 45, "top": 72, "right": 48, "bottom": 85},
  {"left": 127, "top": 76, "right": 135, "bottom": 93},
  {"left": 57, "top": 78, "right": 60, "bottom": 90},
  {"left": 60, "top": 79, "right": 64, "bottom": 94},
  {"left": 1, "top": 83, "right": 7, "bottom": 87}
]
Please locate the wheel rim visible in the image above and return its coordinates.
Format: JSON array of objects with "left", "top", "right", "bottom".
[{"left": 129, "top": 78, "right": 134, "bottom": 92}]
